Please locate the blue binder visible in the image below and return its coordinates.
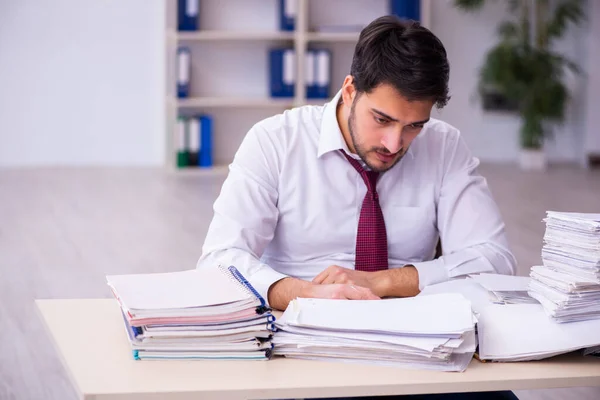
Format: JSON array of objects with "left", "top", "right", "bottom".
[
  {"left": 313, "top": 49, "right": 331, "bottom": 99},
  {"left": 305, "top": 49, "right": 318, "bottom": 99},
  {"left": 178, "top": 0, "right": 199, "bottom": 31},
  {"left": 278, "top": 0, "right": 296, "bottom": 31},
  {"left": 269, "top": 48, "right": 295, "bottom": 98},
  {"left": 390, "top": 0, "right": 420, "bottom": 22},
  {"left": 177, "top": 47, "right": 191, "bottom": 98},
  {"left": 199, "top": 115, "right": 213, "bottom": 168}
]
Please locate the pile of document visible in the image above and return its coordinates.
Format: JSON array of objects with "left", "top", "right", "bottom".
[
  {"left": 416, "top": 277, "right": 600, "bottom": 361},
  {"left": 528, "top": 211, "right": 600, "bottom": 323},
  {"left": 106, "top": 266, "right": 275, "bottom": 361},
  {"left": 469, "top": 273, "right": 538, "bottom": 305},
  {"left": 273, "top": 293, "right": 476, "bottom": 372},
  {"left": 477, "top": 303, "right": 600, "bottom": 361}
]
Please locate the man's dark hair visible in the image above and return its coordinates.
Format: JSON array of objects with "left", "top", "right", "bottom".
[{"left": 350, "top": 15, "right": 450, "bottom": 109}]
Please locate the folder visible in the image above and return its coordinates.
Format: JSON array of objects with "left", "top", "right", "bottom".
[
  {"left": 390, "top": 0, "right": 421, "bottom": 22},
  {"left": 279, "top": 0, "right": 296, "bottom": 31},
  {"left": 176, "top": 117, "right": 189, "bottom": 168},
  {"left": 314, "top": 49, "right": 331, "bottom": 99},
  {"left": 177, "top": 47, "right": 191, "bottom": 98},
  {"left": 199, "top": 115, "right": 213, "bottom": 167},
  {"left": 269, "top": 48, "right": 295, "bottom": 98},
  {"left": 178, "top": 0, "right": 199, "bottom": 31},
  {"left": 305, "top": 49, "right": 317, "bottom": 98},
  {"left": 188, "top": 117, "right": 200, "bottom": 166}
]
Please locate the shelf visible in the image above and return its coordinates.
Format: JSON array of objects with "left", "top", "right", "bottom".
[
  {"left": 176, "top": 31, "right": 295, "bottom": 42},
  {"left": 177, "top": 97, "right": 296, "bottom": 109},
  {"left": 306, "top": 32, "right": 360, "bottom": 43},
  {"left": 168, "top": 164, "right": 230, "bottom": 177}
]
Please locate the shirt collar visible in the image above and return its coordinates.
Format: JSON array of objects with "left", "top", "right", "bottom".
[
  {"left": 317, "top": 90, "right": 350, "bottom": 158},
  {"left": 316, "top": 89, "right": 415, "bottom": 161}
]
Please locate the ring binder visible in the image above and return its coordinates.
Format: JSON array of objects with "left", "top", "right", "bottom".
[{"left": 225, "top": 265, "right": 271, "bottom": 314}]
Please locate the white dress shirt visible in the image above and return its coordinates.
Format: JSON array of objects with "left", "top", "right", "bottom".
[{"left": 197, "top": 90, "right": 517, "bottom": 303}]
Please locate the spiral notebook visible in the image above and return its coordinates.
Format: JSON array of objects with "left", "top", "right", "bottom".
[{"left": 107, "top": 265, "right": 270, "bottom": 325}]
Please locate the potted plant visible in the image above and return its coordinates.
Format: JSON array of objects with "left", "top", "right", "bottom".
[{"left": 454, "top": 0, "right": 584, "bottom": 170}]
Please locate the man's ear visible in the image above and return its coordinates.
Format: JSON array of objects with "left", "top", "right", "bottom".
[{"left": 340, "top": 75, "right": 356, "bottom": 108}]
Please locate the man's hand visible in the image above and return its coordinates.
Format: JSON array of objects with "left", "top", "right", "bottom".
[
  {"left": 312, "top": 265, "right": 420, "bottom": 298},
  {"left": 312, "top": 265, "right": 388, "bottom": 297},
  {"left": 304, "top": 282, "right": 380, "bottom": 300},
  {"left": 267, "top": 276, "right": 379, "bottom": 311}
]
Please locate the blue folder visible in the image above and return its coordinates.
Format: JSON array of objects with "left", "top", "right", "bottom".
[
  {"left": 390, "top": 0, "right": 421, "bottom": 22},
  {"left": 178, "top": 0, "right": 199, "bottom": 31},
  {"left": 269, "top": 48, "right": 295, "bottom": 98},
  {"left": 199, "top": 115, "right": 213, "bottom": 168},
  {"left": 279, "top": 0, "right": 296, "bottom": 31},
  {"left": 177, "top": 47, "right": 191, "bottom": 98}
]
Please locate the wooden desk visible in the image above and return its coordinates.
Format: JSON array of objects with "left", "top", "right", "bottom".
[{"left": 36, "top": 299, "right": 600, "bottom": 400}]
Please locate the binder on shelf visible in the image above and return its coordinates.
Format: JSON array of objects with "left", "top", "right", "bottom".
[
  {"left": 278, "top": 0, "right": 296, "bottom": 31},
  {"left": 188, "top": 117, "right": 200, "bottom": 166},
  {"left": 390, "top": 0, "right": 421, "bottom": 22},
  {"left": 176, "top": 117, "right": 189, "bottom": 168},
  {"left": 305, "top": 50, "right": 317, "bottom": 99},
  {"left": 199, "top": 115, "right": 213, "bottom": 168},
  {"left": 177, "top": 47, "right": 191, "bottom": 98},
  {"left": 269, "top": 48, "right": 295, "bottom": 98},
  {"left": 313, "top": 49, "right": 331, "bottom": 99},
  {"left": 178, "top": 0, "right": 199, "bottom": 31}
]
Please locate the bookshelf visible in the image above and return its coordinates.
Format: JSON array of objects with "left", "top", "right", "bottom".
[{"left": 165, "top": 0, "right": 431, "bottom": 172}]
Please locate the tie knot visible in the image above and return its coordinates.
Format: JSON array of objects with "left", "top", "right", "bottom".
[{"left": 341, "top": 151, "right": 379, "bottom": 193}]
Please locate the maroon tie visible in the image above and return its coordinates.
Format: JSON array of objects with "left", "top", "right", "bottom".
[{"left": 342, "top": 151, "right": 389, "bottom": 272}]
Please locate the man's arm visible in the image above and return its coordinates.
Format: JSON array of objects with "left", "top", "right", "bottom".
[
  {"left": 268, "top": 277, "right": 379, "bottom": 310},
  {"left": 312, "top": 264, "right": 420, "bottom": 298},
  {"left": 197, "top": 123, "right": 288, "bottom": 303},
  {"left": 410, "top": 129, "right": 517, "bottom": 289}
]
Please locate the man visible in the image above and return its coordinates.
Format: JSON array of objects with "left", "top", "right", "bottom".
[
  {"left": 198, "top": 14, "right": 518, "bottom": 400},
  {"left": 198, "top": 15, "right": 516, "bottom": 310}
]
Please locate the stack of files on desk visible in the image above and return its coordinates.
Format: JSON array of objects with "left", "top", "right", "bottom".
[
  {"left": 106, "top": 265, "right": 274, "bottom": 361},
  {"left": 469, "top": 273, "right": 538, "bottom": 305},
  {"left": 273, "top": 293, "right": 477, "bottom": 372},
  {"left": 477, "top": 303, "right": 600, "bottom": 361},
  {"left": 528, "top": 211, "right": 600, "bottom": 323}
]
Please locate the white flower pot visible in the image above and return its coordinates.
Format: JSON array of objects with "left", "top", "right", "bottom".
[{"left": 519, "top": 148, "right": 547, "bottom": 171}]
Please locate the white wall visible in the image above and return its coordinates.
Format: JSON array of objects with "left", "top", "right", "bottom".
[
  {"left": 0, "top": 0, "right": 165, "bottom": 167},
  {"left": 429, "top": 0, "right": 590, "bottom": 163},
  {"left": 582, "top": 0, "right": 600, "bottom": 159}
]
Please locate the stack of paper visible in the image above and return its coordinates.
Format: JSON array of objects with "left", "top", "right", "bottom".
[
  {"left": 106, "top": 266, "right": 274, "bottom": 360},
  {"left": 273, "top": 293, "right": 477, "bottom": 372},
  {"left": 477, "top": 303, "right": 600, "bottom": 361},
  {"left": 469, "top": 273, "right": 538, "bottom": 305},
  {"left": 528, "top": 211, "right": 600, "bottom": 323}
]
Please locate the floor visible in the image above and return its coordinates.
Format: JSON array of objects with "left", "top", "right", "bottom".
[{"left": 0, "top": 164, "right": 599, "bottom": 400}]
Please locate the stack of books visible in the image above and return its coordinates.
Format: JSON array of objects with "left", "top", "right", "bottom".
[
  {"left": 106, "top": 266, "right": 274, "bottom": 361},
  {"left": 528, "top": 211, "right": 600, "bottom": 323},
  {"left": 273, "top": 293, "right": 476, "bottom": 372}
]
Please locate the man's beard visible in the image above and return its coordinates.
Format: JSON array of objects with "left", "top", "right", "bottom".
[{"left": 348, "top": 102, "right": 404, "bottom": 173}]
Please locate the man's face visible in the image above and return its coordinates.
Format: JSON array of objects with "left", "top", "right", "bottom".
[{"left": 347, "top": 84, "right": 434, "bottom": 172}]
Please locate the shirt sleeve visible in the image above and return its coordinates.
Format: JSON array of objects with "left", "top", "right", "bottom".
[
  {"left": 411, "top": 130, "right": 517, "bottom": 290},
  {"left": 196, "top": 123, "right": 288, "bottom": 305}
]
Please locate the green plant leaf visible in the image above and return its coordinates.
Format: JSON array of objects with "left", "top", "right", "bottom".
[{"left": 545, "top": 0, "right": 585, "bottom": 42}]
